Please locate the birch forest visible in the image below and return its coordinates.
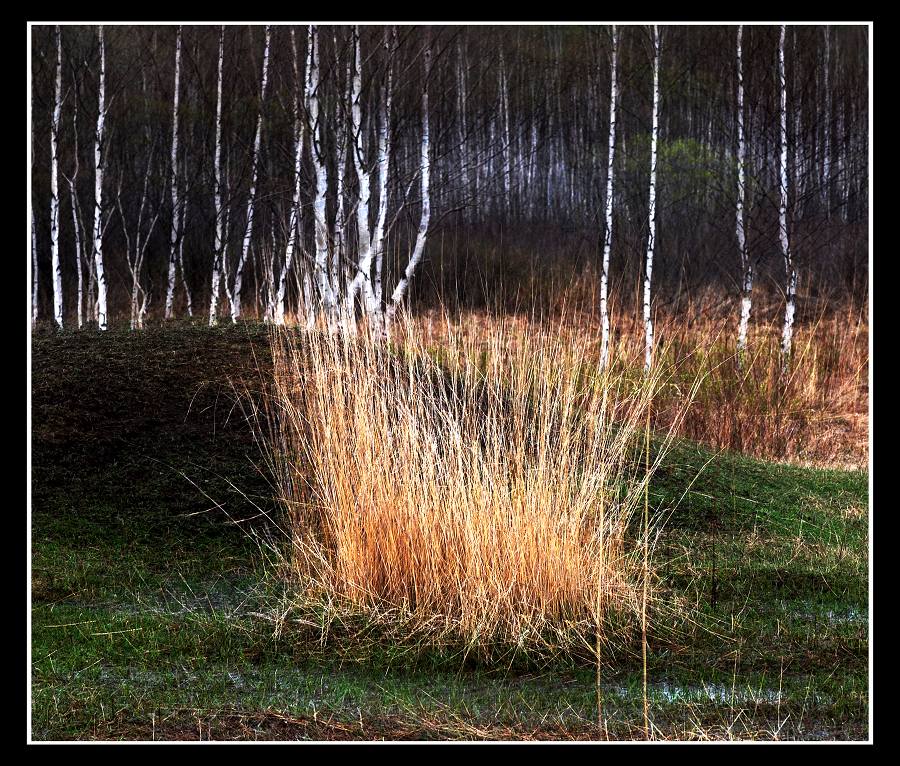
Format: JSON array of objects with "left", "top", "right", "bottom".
[{"left": 30, "top": 24, "right": 868, "bottom": 346}]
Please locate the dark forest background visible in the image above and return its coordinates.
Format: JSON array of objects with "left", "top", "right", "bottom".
[{"left": 29, "top": 24, "right": 869, "bottom": 324}]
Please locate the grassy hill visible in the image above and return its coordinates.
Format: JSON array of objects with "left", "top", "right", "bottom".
[{"left": 30, "top": 324, "right": 868, "bottom": 740}]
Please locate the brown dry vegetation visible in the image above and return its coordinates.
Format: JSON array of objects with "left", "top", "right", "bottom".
[
  {"left": 260, "top": 317, "right": 685, "bottom": 656},
  {"left": 74, "top": 707, "right": 866, "bottom": 742},
  {"left": 414, "top": 284, "right": 868, "bottom": 469}
]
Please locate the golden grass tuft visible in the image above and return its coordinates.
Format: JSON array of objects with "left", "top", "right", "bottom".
[{"left": 262, "top": 311, "right": 687, "bottom": 654}]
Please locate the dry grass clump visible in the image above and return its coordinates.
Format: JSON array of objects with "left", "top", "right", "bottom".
[{"left": 263, "top": 312, "right": 683, "bottom": 653}]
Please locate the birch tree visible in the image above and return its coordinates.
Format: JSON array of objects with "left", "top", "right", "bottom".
[
  {"left": 599, "top": 25, "right": 618, "bottom": 371},
  {"left": 27, "top": 25, "right": 866, "bottom": 330},
  {"left": 115, "top": 151, "right": 160, "bottom": 329},
  {"left": 735, "top": 24, "right": 752, "bottom": 360},
  {"left": 178, "top": 193, "right": 192, "bottom": 317},
  {"left": 164, "top": 26, "right": 182, "bottom": 319},
  {"left": 50, "top": 25, "right": 63, "bottom": 329},
  {"left": 347, "top": 26, "right": 377, "bottom": 324},
  {"left": 31, "top": 62, "right": 39, "bottom": 326},
  {"left": 349, "top": 26, "right": 394, "bottom": 330},
  {"left": 778, "top": 24, "right": 797, "bottom": 364},
  {"left": 273, "top": 27, "right": 306, "bottom": 326},
  {"left": 307, "top": 24, "right": 338, "bottom": 325},
  {"left": 331, "top": 29, "right": 350, "bottom": 319},
  {"left": 91, "top": 25, "right": 109, "bottom": 331},
  {"left": 385, "top": 34, "right": 431, "bottom": 335},
  {"left": 209, "top": 26, "right": 225, "bottom": 326},
  {"left": 231, "top": 24, "right": 270, "bottom": 323},
  {"left": 346, "top": 25, "right": 370, "bottom": 325},
  {"left": 822, "top": 26, "right": 832, "bottom": 218},
  {"left": 643, "top": 25, "right": 661, "bottom": 372},
  {"left": 64, "top": 80, "right": 87, "bottom": 329}
]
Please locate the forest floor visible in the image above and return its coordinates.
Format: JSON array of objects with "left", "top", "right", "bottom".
[{"left": 30, "top": 323, "right": 869, "bottom": 741}]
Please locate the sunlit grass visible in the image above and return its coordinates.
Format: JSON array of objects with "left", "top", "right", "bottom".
[{"left": 259, "top": 311, "right": 695, "bottom": 655}]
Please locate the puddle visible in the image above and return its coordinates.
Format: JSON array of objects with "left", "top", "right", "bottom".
[
  {"left": 606, "top": 681, "right": 822, "bottom": 706},
  {"left": 772, "top": 601, "right": 867, "bottom": 625},
  {"left": 822, "top": 607, "right": 866, "bottom": 623}
]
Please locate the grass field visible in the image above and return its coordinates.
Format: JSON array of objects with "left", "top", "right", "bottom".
[{"left": 30, "top": 323, "right": 868, "bottom": 741}]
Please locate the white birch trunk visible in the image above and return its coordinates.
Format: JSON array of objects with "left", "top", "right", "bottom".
[
  {"left": 50, "top": 25, "right": 63, "bottom": 329},
  {"left": 736, "top": 24, "right": 753, "bottom": 360},
  {"left": 116, "top": 150, "right": 160, "bottom": 331},
  {"left": 307, "top": 24, "right": 338, "bottom": 325},
  {"left": 349, "top": 25, "right": 391, "bottom": 326},
  {"left": 373, "top": 27, "right": 396, "bottom": 315},
  {"left": 231, "top": 25, "right": 270, "bottom": 323},
  {"left": 69, "top": 180, "right": 85, "bottom": 329},
  {"left": 31, "top": 80, "right": 38, "bottom": 325},
  {"left": 164, "top": 26, "right": 182, "bottom": 319},
  {"left": 599, "top": 25, "right": 618, "bottom": 371},
  {"left": 66, "top": 89, "right": 86, "bottom": 330},
  {"left": 178, "top": 193, "right": 192, "bottom": 317},
  {"left": 792, "top": 29, "right": 803, "bottom": 213},
  {"left": 823, "top": 27, "right": 831, "bottom": 218},
  {"left": 643, "top": 25, "right": 660, "bottom": 372},
  {"left": 385, "top": 37, "right": 431, "bottom": 334},
  {"left": 274, "top": 28, "right": 306, "bottom": 326},
  {"left": 346, "top": 26, "right": 372, "bottom": 322},
  {"left": 91, "top": 25, "right": 108, "bottom": 331},
  {"left": 370, "top": 32, "right": 393, "bottom": 315},
  {"left": 778, "top": 25, "right": 796, "bottom": 364},
  {"left": 209, "top": 26, "right": 225, "bottom": 326}
]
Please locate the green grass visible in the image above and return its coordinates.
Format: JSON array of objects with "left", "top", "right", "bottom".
[{"left": 30, "top": 323, "right": 868, "bottom": 740}]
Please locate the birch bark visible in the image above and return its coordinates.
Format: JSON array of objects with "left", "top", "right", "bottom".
[
  {"left": 66, "top": 94, "right": 86, "bottom": 329},
  {"left": 178, "top": 193, "right": 192, "bottom": 317},
  {"left": 374, "top": 27, "right": 398, "bottom": 313},
  {"left": 349, "top": 26, "right": 391, "bottom": 327},
  {"left": 164, "top": 26, "right": 182, "bottom": 319},
  {"left": 31, "top": 79, "right": 38, "bottom": 325},
  {"left": 209, "top": 26, "right": 225, "bottom": 326},
  {"left": 599, "top": 25, "right": 618, "bottom": 371},
  {"left": 50, "top": 25, "right": 63, "bottom": 329},
  {"left": 643, "top": 25, "right": 660, "bottom": 372},
  {"left": 307, "top": 24, "right": 338, "bottom": 325},
  {"left": 346, "top": 26, "right": 371, "bottom": 321},
  {"left": 778, "top": 25, "right": 797, "bottom": 365},
  {"left": 823, "top": 27, "right": 831, "bottom": 218},
  {"left": 91, "top": 25, "right": 109, "bottom": 331},
  {"left": 115, "top": 152, "right": 159, "bottom": 330},
  {"left": 736, "top": 25, "right": 753, "bottom": 360}
]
